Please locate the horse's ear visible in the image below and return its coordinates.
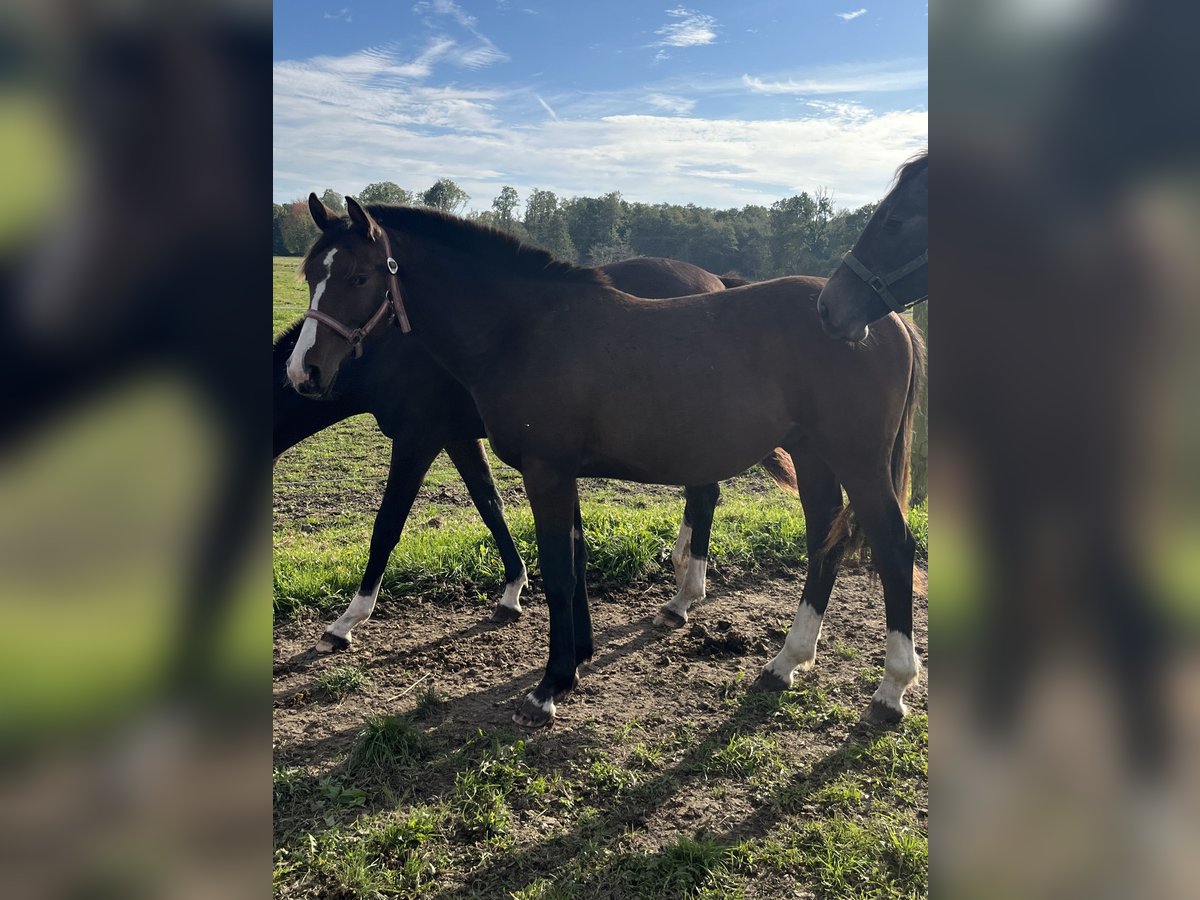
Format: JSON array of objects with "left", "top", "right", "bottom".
[
  {"left": 308, "top": 192, "right": 336, "bottom": 232},
  {"left": 346, "top": 196, "right": 382, "bottom": 242}
]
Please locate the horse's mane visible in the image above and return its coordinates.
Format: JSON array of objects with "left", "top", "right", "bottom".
[
  {"left": 300, "top": 205, "right": 611, "bottom": 288},
  {"left": 893, "top": 150, "right": 929, "bottom": 188}
]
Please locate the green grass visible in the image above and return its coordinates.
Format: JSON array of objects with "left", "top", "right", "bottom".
[{"left": 314, "top": 665, "right": 367, "bottom": 701}]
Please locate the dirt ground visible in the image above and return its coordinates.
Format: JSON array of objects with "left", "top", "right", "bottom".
[{"left": 274, "top": 563, "right": 927, "bottom": 866}]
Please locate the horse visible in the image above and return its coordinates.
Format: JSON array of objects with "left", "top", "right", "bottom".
[
  {"left": 275, "top": 254, "right": 798, "bottom": 651},
  {"left": 288, "top": 196, "right": 925, "bottom": 728},
  {"left": 817, "top": 152, "right": 928, "bottom": 342}
]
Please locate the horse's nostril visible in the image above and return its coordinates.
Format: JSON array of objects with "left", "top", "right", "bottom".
[{"left": 305, "top": 364, "right": 319, "bottom": 385}]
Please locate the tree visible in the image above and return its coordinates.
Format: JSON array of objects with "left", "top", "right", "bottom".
[
  {"left": 358, "top": 181, "right": 412, "bottom": 205},
  {"left": 278, "top": 199, "right": 320, "bottom": 255},
  {"left": 272, "top": 203, "right": 289, "bottom": 256},
  {"left": 319, "top": 188, "right": 346, "bottom": 214},
  {"left": 523, "top": 189, "right": 576, "bottom": 261},
  {"left": 420, "top": 178, "right": 470, "bottom": 214},
  {"left": 491, "top": 185, "right": 520, "bottom": 229}
]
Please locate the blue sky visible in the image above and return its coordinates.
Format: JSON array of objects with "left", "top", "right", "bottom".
[{"left": 274, "top": 2, "right": 927, "bottom": 211}]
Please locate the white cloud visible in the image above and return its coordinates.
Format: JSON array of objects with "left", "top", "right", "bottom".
[
  {"left": 644, "top": 93, "right": 696, "bottom": 115},
  {"left": 742, "top": 61, "right": 926, "bottom": 94},
  {"left": 837, "top": 8, "right": 868, "bottom": 21},
  {"left": 324, "top": 7, "right": 352, "bottom": 22},
  {"left": 413, "top": 0, "right": 476, "bottom": 28},
  {"left": 535, "top": 94, "right": 559, "bottom": 120},
  {"left": 655, "top": 7, "right": 719, "bottom": 49}
]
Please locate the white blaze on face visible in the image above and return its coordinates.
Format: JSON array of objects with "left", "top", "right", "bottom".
[{"left": 286, "top": 248, "right": 338, "bottom": 387}]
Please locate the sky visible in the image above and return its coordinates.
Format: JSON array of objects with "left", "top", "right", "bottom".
[{"left": 274, "top": 2, "right": 927, "bottom": 213}]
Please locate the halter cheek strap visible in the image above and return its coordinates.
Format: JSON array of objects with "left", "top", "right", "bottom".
[
  {"left": 841, "top": 248, "right": 928, "bottom": 313},
  {"left": 302, "top": 226, "right": 412, "bottom": 358}
]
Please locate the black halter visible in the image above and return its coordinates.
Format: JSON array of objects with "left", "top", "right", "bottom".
[{"left": 840, "top": 248, "right": 928, "bottom": 313}]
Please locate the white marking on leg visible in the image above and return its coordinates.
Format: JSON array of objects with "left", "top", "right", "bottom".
[
  {"left": 286, "top": 248, "right": 337, "bottom": 387},
  {"left": 316, "top": 573, "right": 380, "bottom": 651},
  {"left": 763, "top": 601, "right": 823, "bottom": 685},
  {"left": 871, "top": 630, "right": 920, "bottom": 717},
  {"left": 671, "top": 521, "right": 692, "bottom": 589},
  {"left": 663, "top": 556, "right": 706, "bottom": 619},
  {"left": 497, "top": 569, "right": 529, "bottom": 612}
]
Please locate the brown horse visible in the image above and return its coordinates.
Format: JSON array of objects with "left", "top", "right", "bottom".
[
  {"left": 275, "top": 254, "right": 795, "bottom": 651},
  {"left": 288, "top": 197, "right": 925, "bottom": 727},
  {"left": 818, "top": 152, "right": 928, "bottom": 341}
]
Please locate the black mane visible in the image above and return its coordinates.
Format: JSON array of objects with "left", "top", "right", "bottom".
[
  {"left": 300, "top": 204, "right": 611, "bottom": 288},
  {"left": 893, "top": 150, "right": 929, "bottom": 188}
]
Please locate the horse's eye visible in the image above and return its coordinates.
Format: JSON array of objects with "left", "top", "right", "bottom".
[
  {"left": 350, "top": 273, "right": 370, "bottom": 287},
  {"left": 883, "top": 217, "right": 903, "bottom": 231}
]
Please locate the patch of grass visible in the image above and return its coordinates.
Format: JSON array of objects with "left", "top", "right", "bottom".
[
  {"left": 412, "top": 683, "right": 446, "bottom": 720},
  {"left": 343, "top": 715, "right": 430, "bottom": 795},
  {"left": 635, "top": 833, "right": 746, "bottom": 898},
  {"left": 831, "top": 639, "right": 859, "bottom": 660},
  {"left": 811, "top": 774, "right": 866, "bottom": 812},
  {"left": 794, "top": 816, "right": 927, "bottom": 899},
  {"left": 701, "top": 732, "right": 783, "bottom": 778},
  {"left": 629, "top": 741, "right": 665, "bottom": 770},
  {"left": 584, "top": 752, "right": 641, "bottom": 795},
  {"left": 451, "top": 768, "right": 513, "bottom": 843},
  {"left": 314, "top": 664, "right": 367, "bottom": 701}
]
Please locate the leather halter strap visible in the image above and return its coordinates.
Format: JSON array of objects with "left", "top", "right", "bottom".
[
  {"left": 303, "top": 226, "right": 412, "bottom": 358},
  {"left": 840, "top": 247, "right": 928, "bottom": 313}
]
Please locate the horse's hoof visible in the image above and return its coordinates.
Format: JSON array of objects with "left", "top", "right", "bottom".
[
  {"left": 315, "top": 632, "right": 350, "bottom": 653},
  {"left": 491, "top": 604, "right": 522, "bottom": 625},
  {"left": 750, "top": 668, "right": 791, "bottom": 693},
  {"left": 653, "top": 607, "right": 688, "bottom": 629},
  {"left": 512, "top": 695, "right": 555, "bottom": 728},
  {"left": 863, "top": 699, "right": 905, "bottom": 725}
]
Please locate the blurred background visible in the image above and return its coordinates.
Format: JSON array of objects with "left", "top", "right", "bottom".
[
  {"left": 0, "top": 1, "right": 270, "bottom": 898},
  {"left": 933, "top": 0, "right": 1200, "bottom": 896}
]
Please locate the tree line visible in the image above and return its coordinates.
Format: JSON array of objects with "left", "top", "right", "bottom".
[{"left": 272, "top": 179, "right": 877, "bottom": 281}]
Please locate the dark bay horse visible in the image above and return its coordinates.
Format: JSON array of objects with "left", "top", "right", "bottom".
[
  {"left": 275, "top": 255, "right": 797, "bottom": 651},
  {"left": 818, "top": 153, "right": 928, "bottom": 342},
  {"left": 289, "top": 198, "right": 925, "bottom": 727}
]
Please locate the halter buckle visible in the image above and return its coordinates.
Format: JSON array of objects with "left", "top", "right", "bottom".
[{"left": 386, "top": 257, "right": 399, "bottom": 275}]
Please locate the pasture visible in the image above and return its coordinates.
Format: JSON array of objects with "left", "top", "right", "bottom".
[{"left": 273, "top": 256, "right": 929, "bottom": 898}]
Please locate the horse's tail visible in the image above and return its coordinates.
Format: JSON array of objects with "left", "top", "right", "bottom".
[
  {"left": 822, "top": 314, "right": 927, "bottom": 595},
  {"left": 760, "top": 448, "right": 798, "bottom": 497},
  {"left": 719, "top": 272, "right": 751, "bottom": 288}
]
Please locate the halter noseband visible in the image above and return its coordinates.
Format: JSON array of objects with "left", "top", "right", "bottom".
[
  {"left": 840, "top": 247, "right": 928, "bottom": 313},
  {"left": 303, "top": 228, "right": 412, "bottom": 358}
]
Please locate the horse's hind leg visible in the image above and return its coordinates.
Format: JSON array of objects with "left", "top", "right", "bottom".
[
  {"left": 842, "top": 469, "right": 920, "bottom": 723},
  {"left": 444, "top": 438, "right": 528, "bottom": 623},
  {"left": 514, "top": 462, "right": 580, "bottom": 728},
  {"left": 317, "top": 438, "right": 441, "bottom": 652},
  {"left": 655, "top": 483, "right": 719, "bottom": 628},
  {"left": 756, "top": 450, "right": 848, "bottom": 690},
  {"left": 571, "top": 501, "right": 594, "bottom": 667}
]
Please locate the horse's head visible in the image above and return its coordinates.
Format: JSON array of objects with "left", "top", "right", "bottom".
[
  {"left": 285, "top": 194, "right": 411, "bottom": 397},
  {"left": 818, "top": 153, "right": 928, "bottom": 342}
]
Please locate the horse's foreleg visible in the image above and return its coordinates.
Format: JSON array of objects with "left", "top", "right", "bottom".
[
  {"left": 444, "top": 438, "right": 528, "bottom": 624},
  {"left": 842, "top": 469, "right": 920, "bottom": 722},
  {"left": 655, "top": 483, "right": 719, "bottom": 628},
  {"left": 513, "top": 464, "right": 579, "bottom": 728},
  {"left": 757, "top": 451, "right": 847, "bottom": 691},
  {"left": 316, "top": 439, "right": 441, "bottom": 652}
]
